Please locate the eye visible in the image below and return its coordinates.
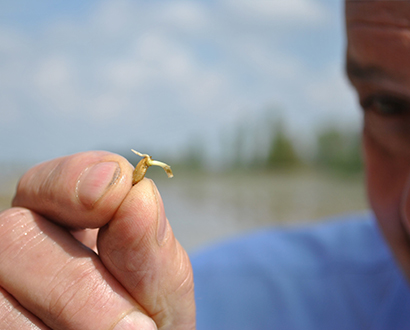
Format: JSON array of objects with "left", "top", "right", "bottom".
[{"left": 360, "top": 94, "right": 409, "bottom": 116}]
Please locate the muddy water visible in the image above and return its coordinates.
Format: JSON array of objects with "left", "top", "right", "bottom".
[
  {"left": 0, "top": 170, "right": 367, "bottom": 252},
  {"left": 156, "top": 170, "right": 367, "bottom": 252}
]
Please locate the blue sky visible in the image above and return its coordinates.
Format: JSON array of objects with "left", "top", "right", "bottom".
[{"left": 0, "top": 0, "right": 360, "bottom": 165}]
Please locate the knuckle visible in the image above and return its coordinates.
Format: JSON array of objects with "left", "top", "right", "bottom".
[
  {"left": 12, "top": 159, "right": 64, "bottom": 210},
  {"left": 38, "top": 161, "right": 64, "bottom": 201},
  {"left": 0, "top": 208, "right": 34, "bottom": 255}
]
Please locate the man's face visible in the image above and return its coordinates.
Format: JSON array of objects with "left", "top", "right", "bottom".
[{"left": 346, "top": 1, "right": 410, "bottom": 278}]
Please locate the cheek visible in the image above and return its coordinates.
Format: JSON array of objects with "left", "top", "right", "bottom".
[{"left": 363, "top": 127, "right": 410, "bottom": 234}]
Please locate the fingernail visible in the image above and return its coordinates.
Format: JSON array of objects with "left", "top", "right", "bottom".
[
  {"left": 113, "top": 311, "right": 157, "bottom": 330},
  {"left": 151, "top": 180, "right": 168, "bottom": 246},
  {"left": 76, "top": 162, "right": 121, "bottom": 208}
]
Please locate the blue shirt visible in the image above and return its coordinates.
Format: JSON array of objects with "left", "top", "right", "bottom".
[{"left": 191, "top": 213, "right": 410, "bottom": 329}]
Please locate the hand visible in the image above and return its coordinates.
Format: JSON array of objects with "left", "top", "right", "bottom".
[{"left": 0, "top": 151, "right": 195, "bottom": 329}]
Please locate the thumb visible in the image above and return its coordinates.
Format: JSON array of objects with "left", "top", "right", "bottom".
[{"left": 97, "top": 179, "right": 196, "bottom": 330}]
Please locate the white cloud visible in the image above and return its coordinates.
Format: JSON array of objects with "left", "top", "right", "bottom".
[
  {"left": 35, "top": 56, "right": 74, "bottom": 92},
  {"left": 89, "top": 0, "right": 139, "bottom": 36},
  {"left": 0, "top": 0, "right": 358, "bottom": 162},
  {"left": 87, "top": 93, "right": 131, "bottom": 122},
  {"left": 223, "top": 0, "right": 328, "bottom": 26},
  {"left": 136, "top": 32, "right": 194, "bottom": 83},
  {"left": 303, "top": 63, "right": 360, "bottom": 126},
  {"left": 156, "top": 1, "right": 209, "bottom": 32},
  {"left": 0, "top": 94, "right": 21, "bottom": 124},
  {"left": 0, "top": 29, "right": 26, "bottom": 54},
  {"left": 32, "top": 55, "right": 81, "bottom": 115},
  {"left": 104, "top": 59, "right": 146, "bottom": 90}
]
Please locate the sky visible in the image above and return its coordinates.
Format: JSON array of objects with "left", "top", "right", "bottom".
[{"left": 0, "top": 0, "right": 360, "bottom": 166}]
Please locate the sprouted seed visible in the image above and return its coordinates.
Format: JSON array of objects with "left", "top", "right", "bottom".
[{"left": 131, "top": 149, "right": 173, "bottom": 185}]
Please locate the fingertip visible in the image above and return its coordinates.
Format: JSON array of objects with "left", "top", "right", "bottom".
[
  {"left": 97, "top": 178, "right": 196, "bottom": 328},
  {"left": 97, "top": 178, "right": 164, "bottom": 272}
]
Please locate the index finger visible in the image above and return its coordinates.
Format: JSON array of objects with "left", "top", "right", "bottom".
[{"left": 12, "top": 151, "right": 134, "bottom": 229}]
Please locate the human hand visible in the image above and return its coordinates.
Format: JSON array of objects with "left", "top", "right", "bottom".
[{"left": 0, "top": 151, "right": 195, "bottom": 329}]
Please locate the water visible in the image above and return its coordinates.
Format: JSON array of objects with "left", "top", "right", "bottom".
[
  {"left": 0, "top": 169, "right": 367, "bottom": 252},
  {"left": 156, "top": 170, "right": 367, "bottom": 252}
]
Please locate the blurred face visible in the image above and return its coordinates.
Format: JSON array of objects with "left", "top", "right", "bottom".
[{"left": 346, "top": 1, "right": 410, "bottom": 278}]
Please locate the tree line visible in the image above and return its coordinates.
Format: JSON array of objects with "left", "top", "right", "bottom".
[{"left": 176, "top": 118, "right": 363, "bottom": 175}]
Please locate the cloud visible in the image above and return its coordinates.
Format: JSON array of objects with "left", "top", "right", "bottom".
[
  {"left": 155, "top": 1, "right": 209, "bottom": 32},
  {"left": 223, "top": 0, "right": 328, "bottom": 26},
  {"left": 302, "top": 62, "right": 360, "bottom": 126},
  {"left": 0, "top": 0, "right": 357, "bottom": 162},
  {"left": 34, "top": 55, "right": 76, "bottom": 105}
]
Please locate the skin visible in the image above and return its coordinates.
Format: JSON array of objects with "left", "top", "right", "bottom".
[
  {"left": 0, "top": 151, "right": 195, "bottom": 329},
  {"left": 2, "top": 2, "right": 410, "bottom": 328},
  {"left": 346, "top": 1, "right": 410, "bottom": 279}
]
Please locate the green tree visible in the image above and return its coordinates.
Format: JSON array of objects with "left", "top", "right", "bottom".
[
  {"left": 316, "top": 128, "right": 362, "bottom": 174},
  {"left": 266, "top": 122, "right": 301, "bottom": 169},
  {"left": 183, "top": 136, "right": 205, "bottom": 170}
]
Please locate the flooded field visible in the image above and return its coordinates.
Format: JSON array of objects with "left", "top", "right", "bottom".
[
  {"left": 159, "top": 170, "right": 367, "bottom": 251},
  {"left": 0, "top": 169, "right": 367, "bottom": 252}
]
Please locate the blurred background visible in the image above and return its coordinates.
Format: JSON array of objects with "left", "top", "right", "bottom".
[{"left": 0, "top": 0, "right": 366, "bottom": 251}]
